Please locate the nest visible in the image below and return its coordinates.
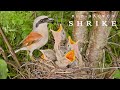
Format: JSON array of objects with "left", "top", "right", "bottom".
[{"left": 11, "top": 58, "right": 114, "bottom": 79}]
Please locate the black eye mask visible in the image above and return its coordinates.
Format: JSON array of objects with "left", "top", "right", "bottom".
[{"left": 36, "top": 18, "right": 48, "bottom": 28}]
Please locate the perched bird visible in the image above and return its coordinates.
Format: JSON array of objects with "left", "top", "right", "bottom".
[
  {"left": 55, "top": 50, "right": 76, "bottom": 68},
  {"left": 8, "top": 16, "right": 54, "bottom": 61},
  {"left": 40, "top": 49, "right": 57, "bottom": 62},
  {"left": 66, "top": 36, "right": 84, "bottom": 67}
]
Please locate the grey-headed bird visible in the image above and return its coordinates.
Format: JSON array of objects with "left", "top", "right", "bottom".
[{"left": 8, "top": 16, "right": 54, "bottom": 61}]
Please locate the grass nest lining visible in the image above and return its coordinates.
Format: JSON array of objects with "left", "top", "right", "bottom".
[
  {"left": 11, "top": 58, "right": 115, "bottom": 79},
  {"left": 13, "top": 58, "right": 94, "bottom": 79}
]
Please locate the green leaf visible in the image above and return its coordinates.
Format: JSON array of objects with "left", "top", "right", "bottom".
[
  {"left": 0, "top": 59, "right": 8, "bottom": 79},
  {"left": 47, "top": 44, "right": 53, "bottom": 49},
  {"left": 112, "top": 70, "right": 120, "bottom": 79},
  {"left": 117, "top": 30, "right": 120, "bottom": 37},
  {"left": 22, "top": 30, "right": 31, "bottom": 39},
  {"left": 0, "top": 38, "right": 3, "bottom": 45}
]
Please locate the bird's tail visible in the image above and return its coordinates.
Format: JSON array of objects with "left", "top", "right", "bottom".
[{"left": 7, "top": 47, "right": 27, "bottom": 57}]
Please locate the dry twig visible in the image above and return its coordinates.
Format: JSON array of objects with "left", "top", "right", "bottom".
[{"left": 0, "top": 26, "right": 20, "bottom": 67}]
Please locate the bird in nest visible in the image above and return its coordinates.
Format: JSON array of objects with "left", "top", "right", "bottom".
[
  {"left": 51, "top": 24, "right": 67, "bottom": 52},
  {"left": 40, "top": 49, "right": 76, "bottom": 68},
  {"left": 51, "top": 24, "right": 68, "bottom": 60},
  {"left": 55, "top": 49, "right": 76, "bottom": 68},
  {"left": 40, "top": 49, "right": 57, "bottom": 62},
  {"left": 41, "top": 24, "right": 74, "bottom": 68},
  {"left": 66, "top": 36, "right": 85, "bottom": 68}
]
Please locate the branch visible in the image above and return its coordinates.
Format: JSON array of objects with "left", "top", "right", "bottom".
[
  {"left": 0, "top": 26, "right": 20, "bottom": 67},
  {"left": 73, "top": 11, "right": 89, "bottom": 50},
  {"left": 86, "top": 11, "right": 119, "bottom": 67}
]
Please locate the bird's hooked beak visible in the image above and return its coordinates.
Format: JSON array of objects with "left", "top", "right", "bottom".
[{"left": 48, "top": 18, "right": 54, "bottom": 23}]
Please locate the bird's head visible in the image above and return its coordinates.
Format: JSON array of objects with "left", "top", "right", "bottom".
[
  {"left": 66, "top": 36, "right": 80, "bottom": 51},
  {"left": 33, "top": 16, "right": 54, "bottom": 30},
  {"left": 50, "top": 24, "right": 63, "bottom": 34},
  {"left": 66, "top": 36, "right": 76, "bottom": 50},
  {"left": 50, "top": 24, "right": 65, "bottom": 42}
]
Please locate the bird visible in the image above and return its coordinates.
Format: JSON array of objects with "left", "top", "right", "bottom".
[
  {"left": 55, "top": 50, "right": 76, "bottom": 68},
  {"left": 8, "top": 16, "right": 54, "bottom": 61},
  {"left": 51, "top": 24, "right": 68, "bottom": 61},
  {"left": 66, "top": 36, "right": 85, "bottom": 67},
  {"left": 51, "top": 24, "right": 81, "bottom": 68},
  {"left": 40, "top": 49, "right": 57, "bottom": 62},
  {"left": 50, "top": 24, "right": 67, "bottom": 52}
]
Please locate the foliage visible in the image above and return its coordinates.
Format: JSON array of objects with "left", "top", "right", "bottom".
[
  {"left": 113, "top": 70, "right": 120, "bottom": 79},
  {"left": 0, "top": 59, "right": 8, "bottom": 79}
]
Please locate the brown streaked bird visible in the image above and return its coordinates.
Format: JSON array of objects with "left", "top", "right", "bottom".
[
  {"left": 66, "top": 36, "right": 85, "bottom": 67},
  {"left": 55, "top": 50, "right": 76, "bottom": 68},
  {"left": 40, "top": 49, "right": 57, "bottom": 62},
  {"left": 8, "top": 16, "right": 54, "bottom": 61}
]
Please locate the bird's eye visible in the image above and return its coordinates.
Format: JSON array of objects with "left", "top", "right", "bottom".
[
  {"left": 62, "top": 32, "right": 64, "bottom": 35},
  {"left": 41, "top": 19, "right": 43, "bottom": 22},
  {"left": 68, "top": 44, "right": 70, "bottom": 47},
  {"left": 64, "top": 51, "right": 66, "bottom": 54}
]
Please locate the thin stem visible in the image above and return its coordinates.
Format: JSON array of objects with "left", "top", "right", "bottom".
[
  {"left": 0, "top": 26, "right": 20, "bottom": 67},
  {"left": 108, "top": 42, "right": 120, "bottom": 47}
]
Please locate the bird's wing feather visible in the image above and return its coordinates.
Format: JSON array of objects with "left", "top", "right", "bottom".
[{"left": 21, "top": 32, "right": 42, "bottom": 46}]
